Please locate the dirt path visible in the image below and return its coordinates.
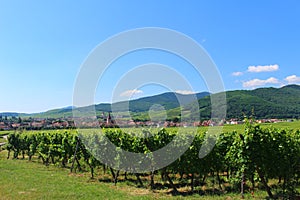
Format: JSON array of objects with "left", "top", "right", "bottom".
[{"left": 0, "top": 135, "right": 7, "bottom": 149}]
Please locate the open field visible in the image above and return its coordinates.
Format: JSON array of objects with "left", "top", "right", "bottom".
[
  {"left": 260, "top": 120, "right": 300, "bottom": 130},
  {"left": 223, "top": 120, "right": 300, "bottom": 133}
]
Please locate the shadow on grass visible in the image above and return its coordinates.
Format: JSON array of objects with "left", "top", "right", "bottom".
[
  {"left": 97, "top": 177, "right": 146, "bottom": 187},
  {"left": 166, "top": 188, "right": 222, "bottom": 197},
  {"left": 97, "top": 177, "right": 237, "bottom": 198}
]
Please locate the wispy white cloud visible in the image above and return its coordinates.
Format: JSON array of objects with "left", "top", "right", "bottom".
[
  {"left": 285, "top": 75, "right": 300, "bottom": 84},
  {"left": 175, "top": 90, "right": 196, "bottom": 95},
  {"left": 232, "top": 71, "right": 244, "bottom": 76},
  {"left": 120, "top": 89, "right": 143, "bottom": 97},
  {"left": 247, "top": 64, "right": 279, "bottom": 73},
  {"left": 243, "top": 77, "right": 280, "bottom": 88}
]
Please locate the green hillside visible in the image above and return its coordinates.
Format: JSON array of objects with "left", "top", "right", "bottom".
[
  {"left": 197, "top": 84, "right": 300, "bottom": 119},
  {"left": 4, "top": 85, "right": 300, "bottom": 120},
  {"left": 19, "top": 92, "right": 210, "bottom": 118}
]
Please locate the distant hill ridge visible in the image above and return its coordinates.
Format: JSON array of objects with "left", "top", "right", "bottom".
[
  {"left": 1, "top": 85, "right": 299, "bottom": 119},
  {"left": 196, "top": 84, "right": 300, "bottom": 119}
]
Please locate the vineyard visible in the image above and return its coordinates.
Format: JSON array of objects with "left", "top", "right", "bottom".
[{"left": 2, "top": 121, "right": 300, "bottom": 199}]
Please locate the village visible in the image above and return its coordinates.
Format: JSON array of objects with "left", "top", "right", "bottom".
[{"left": 0, "top": 112, "right": 286, "bottom": 131}]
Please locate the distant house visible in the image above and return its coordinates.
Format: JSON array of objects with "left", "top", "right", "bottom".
[
  {"left": 127, "top": 120, "right": 136, "bottom": 126},
  {"left": 11, "top": 123, "right": 21, "bottom": 129},
  {"left": 31, "top": 122, "right": 43, "bottom": 128},
  {"left": 0, "top": 122, "right": 9, "bottom": 130}
]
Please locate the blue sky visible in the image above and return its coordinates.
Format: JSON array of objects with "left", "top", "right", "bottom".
[{"left": 0, "top": 1, "right": 299, "bottom": 113}]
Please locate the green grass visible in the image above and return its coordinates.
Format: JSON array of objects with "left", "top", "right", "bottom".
[
  {"left": 193, "top": 120, "right": 300, "bottom": 134},
  {"left": 0, "top": 133, "right": 7, "bottom": 143},
  {"left": 0, "top": 131, "right": 12, "bottom": 137},
  {"left": 0, "top": 151, "right": 154, "bottom": 200},
  {"left": 0, "top": 150, "right": 271, "bottom": 200},
  {"left": 261, "top": 120, "right": 300, "bottom": 130},
  {"left": 223, "top": 120, "right": 300, "bottom": 133}
]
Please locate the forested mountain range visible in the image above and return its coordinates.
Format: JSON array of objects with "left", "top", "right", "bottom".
[
  {"left": 196, "top": 84, "right": 300, "bottom": 119},
  {"left": 1, "top": 85, "right": 299, "bottom": 120}
]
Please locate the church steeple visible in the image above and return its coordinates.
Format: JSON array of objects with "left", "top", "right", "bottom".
[{"left": 106, "top": 112, "right": 112, "bottom": 124}]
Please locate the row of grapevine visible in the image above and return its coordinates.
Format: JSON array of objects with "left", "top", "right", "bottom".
[
  {"left": 4, "top": 123, "right": 300, "bottom": 198},
  {"left": 6, "top": 130, "right": 79, "bottom": 166}
]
